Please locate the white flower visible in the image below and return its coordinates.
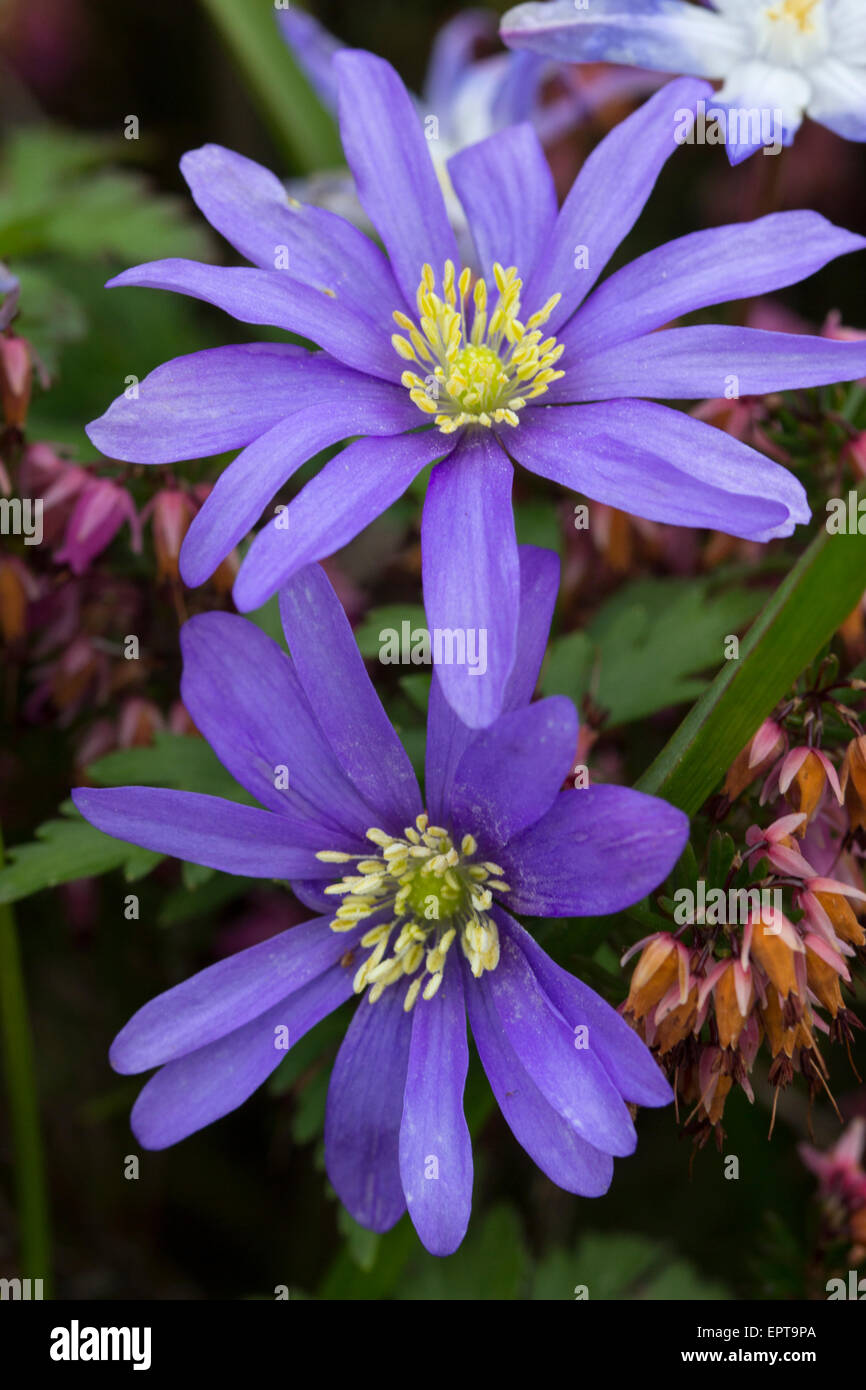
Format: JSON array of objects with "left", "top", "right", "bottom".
[{"left": 501, "top": 0, "right": 866, "bottom": 162}]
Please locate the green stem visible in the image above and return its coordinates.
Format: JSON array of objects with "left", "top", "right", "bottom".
[
  {"left": 0, "top": 826, "right": 51, "bottom": 1295},
  {"left": 197, "top": 0, "right": 343, "bottom": 173}
]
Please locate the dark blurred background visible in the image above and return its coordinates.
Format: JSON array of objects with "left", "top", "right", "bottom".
[{"left": 1, "top": 0, "right": 865, "bottom": 1300}]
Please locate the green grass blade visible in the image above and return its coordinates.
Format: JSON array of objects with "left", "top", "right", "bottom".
[
  {"left": 197, "top": 0, "right": 343, "bottom": 172},
  {"left": 638, "top": 514, "right": 866, "bottom": 814}
]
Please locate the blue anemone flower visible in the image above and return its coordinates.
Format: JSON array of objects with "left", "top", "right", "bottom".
[
  {"left": 86, "top": 49, "right": 866, "bottom": 727},
  {"left": 72, "top": 549, "right": 687, "bottom": 1256}
]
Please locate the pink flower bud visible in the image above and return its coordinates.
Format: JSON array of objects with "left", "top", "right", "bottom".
[
  {"left": 146, "top": 489, "right": 195, "bottom": 581},
  {"left": 0, "top": 334, "right": 32, "bottom": 427},
  {"left": 55, "top": 478, "right": 141, "bottom": 574}
]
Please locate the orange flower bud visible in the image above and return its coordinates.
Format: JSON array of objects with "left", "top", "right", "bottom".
[
  {"left": 594, "top": 504, "right": 632, "bottom": 572},
  {"left": 211, "top": 548, "right": 239, "bottom": 594},
  {"left": 749, "top": 919, "right": 798, "bottom": 999},
  {"left": 722, "top": 719, "right": 785, "bottom": 801},
  {"left": 714, "top": 961, "right": 751, "bottom": 1049},
  {"left": 805, "top": 946, "right": 845, "bottom": 1016},
  {"left": 654, "top": 987, "right": 698, "bottom": 1054},
  {"left": 761, "top": 989, "right": 798, "bottom": 1058},
  {"left": 0, "top": 555, "right": 27, "bottom": 643},
  {"left": 814, "top": 890, "right": 866, "bottom": 948},
  {"left": 786, "top": 750, "right": 829, "bottom": 831},
  {"left": 842, "top": 736, "right": 866, "bottom": 833},
  {"left": 625, "top": 934, "right": 680, "bottom": 1019},
  {"left": 707, "top": 1072, "right": 733, "bottom": 1125}
]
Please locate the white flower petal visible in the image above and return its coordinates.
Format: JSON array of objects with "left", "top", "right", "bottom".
[
  {"left": 717, "top": 58, "right": 811, "bottom": 134},
  {"left": 501, "top": 0, "right": 747, "bottom": 78},
  {"left": 808, "top": 55, "right": 866, "bottom": 139}
]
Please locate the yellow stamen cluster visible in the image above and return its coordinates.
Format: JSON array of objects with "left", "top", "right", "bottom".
[
  {"left": 392, "top": 260, "right": 565, "bottom": 434},
  {"left": 316, "top": 813, "right": 510, "bottom": 1010},
  {"left": 768, "top": 0, "right": 820, "bottom": 33}
]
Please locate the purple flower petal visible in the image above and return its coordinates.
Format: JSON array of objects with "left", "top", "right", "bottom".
[
  {"left": 179, "top": 612, "right": 383, "bottom": 841},
  {"left": 450, "top": 697, "right": 577, "bottom": 850},
  {"left": 399, "top": 956, "right": 472, "bottom": 1256},
  {"left": 506, "top": 916, "right": 673, "bottom": 1108},
  {"left": 424, "top": 10, "right": 499, "bottom": 112},
  {"left": 180, "top": 386, "right": 419, "bottom": 587},
  {"left": 421, "top": 430, "right": 519, "bottom": 730},
  {"left": 107, "top": 259, "right": 402, "bottom": 382},
  {"left": 501, "top": 1, "right": 744, "bottom": 76},
  {"left": 111, "top": 915, "right": 356, "bottom": 1073},
  {"left": 276, "top": 7, "right": 341, "bottom": 111},
  {"left": 179, "top": 143, "right": 400, "bottom": 324},
  {"left": 334, "top": 49, "right": 458, "bottom": 305},
  {"left": 325, "top": 983, "right": 412, "bottom": 1233},
  {"left": 130, "top": 961, "right": 355, "bottom": 1149},
  {"left": 233, "top": 429, "right": 451, "bottom": 612},
  {"left": 448, "top": 124, "right": 557, "bottom": 286},
  {"left": 474, "top": 919, "right": 637, "bottom": 1154},
  {"left": 498, "top": 785, "right": 688, "bottom": 916},
  {"left": 424, "top": 677, "right": 475, "bottom": 832},
  {"left": 464, "top": 949, "right": 614, "bottom": 1194},
  {"left": 279, "top": 564, "right": 422, "bottom": 832},
  {"left": 563, "top": 213, "right": 866, "bottom": 356},
  {"left": 490, "top": 50, "right": 555, "bottom": 129},
  {"left": 555, "top": 325, "right": 866, "bottom": 402},
  {"left": 72, "top": 786, "right": 330, "bottom": 881},
  {"left": 86, "top": 344, "right": 339, "bottom": 464},
  {"left": 425, "top": 544, "right": 559, "bottom": 825},
  {"left": 511, "top": 398, "right": 810, "bottom": 541},
  {"left": 501, "top": 544, "right": 560, "bottom": 712},
  {"left": 524, "top": 76, "right": 713, "bottom": 331}
]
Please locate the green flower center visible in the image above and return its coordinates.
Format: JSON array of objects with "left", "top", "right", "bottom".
[
  {"left": 317, "top": 813, "right": 510, "bottom": 1011},
  {"left": 392, "top": 260, "right": 565, "bottom": 434}
]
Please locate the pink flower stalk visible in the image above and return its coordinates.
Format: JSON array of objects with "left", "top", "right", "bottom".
[
  {"left": 0, "top": 333, "right": 32, "bottom": 427},
  {"left": 800, "top": 1118, "right": 866, "bottom": 1208},
  {"left": 143, "top": 488, "right": 195, "bottom": 581},
  {"left": 55, "top": 478, "right": 141, "bottom": 575}
]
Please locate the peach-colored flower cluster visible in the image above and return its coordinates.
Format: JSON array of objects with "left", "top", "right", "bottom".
[{"left": 622, "top": 706, "right": 866, "bottom": 1149}]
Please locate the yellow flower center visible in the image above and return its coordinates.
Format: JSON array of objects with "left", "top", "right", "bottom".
[
  {"left": 316, "top": 813, "right": 510, "bottom": 1011},
  {"left": 392, "top": 260, "right": 565, "bottom": 435},
  {"left": 767, "top": 0, "right": 820, "bottom": 33}
]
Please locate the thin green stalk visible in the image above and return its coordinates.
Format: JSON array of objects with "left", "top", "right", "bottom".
[
  {"left": 197, "top": 0, "right": 343, "bottom": 173},
  {"left": 0, "top": 826, "right": 51, "bottom": 1295}
]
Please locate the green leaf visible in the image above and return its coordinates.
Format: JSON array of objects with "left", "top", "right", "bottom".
[
  {"left": 0, "top": 807, "right": 161, "bottom": 905},
  {"left": 0, "top": 734, "right": 252, "bottom": 906},
  {"left": 88, "top": 732, "right": 252, "bottom": 802},
  {"left": 0, "top": 129, "right": 209, "bottom": 262},
  {"left": 398, "top": 673, "right": 431, "bottom": 712},
  {"left": 541, "top": 578, "right": 762, "bottom": 726},
  {"left": 531, "top": 1232, "right": 729, "bottom": 1300},
  {"left": 354, "top": 604, "right": 427, "bottom": 659},
  {"left": 318, "top": 1218, "right": 417, "bottom": 1301},
  {"left": 638, "top": 514, "right": 866, "bottom": 814},
  {"left": 158, "top": 872, "right": 254, "bottom": 926},
  {"left": 196, "top": 0, "right": 343, "bottom": 172},
  {"left": 182, "top": 860, "right": 215, "bottom": 891},
  {"left": 539, "top": 631, "right": 594, "bottom": 707},
  {"left": 397, "top": 1207, "right": 528, "bottom": 1301},
  {"left": 336, "top": 1208, "right": 381, "bottom": 1273},
  {"left": 514, "top": 498, "right": 563, "bottom": 554}
]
